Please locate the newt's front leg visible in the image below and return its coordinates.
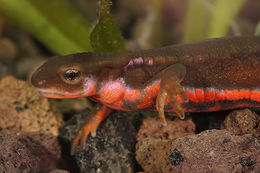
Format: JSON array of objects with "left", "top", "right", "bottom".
[
  {"left": 71, "top": 104, "right": 112, "bottom": 155},
  {"left": 155, "top": 64, "right": 187, "bottom": 125}
]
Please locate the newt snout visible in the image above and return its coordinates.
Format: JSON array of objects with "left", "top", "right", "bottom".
[{"left": 31, "top": 54, "right": 97, "bottom": 98}]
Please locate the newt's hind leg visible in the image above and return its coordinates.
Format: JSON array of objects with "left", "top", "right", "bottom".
[
  {"left": 71, "top": 104, "right": 112, "bottom": 155},
  {"left": 155, "top": 64, "right": 187, "bottom": 125}
]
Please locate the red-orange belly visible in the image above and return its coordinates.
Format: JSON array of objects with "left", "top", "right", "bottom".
[{"left": 91, "top": 80, "right": 260, "bottom": 112}]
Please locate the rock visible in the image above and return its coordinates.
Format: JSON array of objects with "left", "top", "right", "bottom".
[
  {"left": 0, "top": 76, "right": 62, "bottom": 136},
  {"left": 136, "top": 117, "right": 195, "bottom": 142},
  {"left": 59, "top": 109, "right": 138, "bottom": 173},
  {"left": 221, "top": 109, "right": 260, "bottom": 139},
  {"left": 136, "top": 129, "right": 260, "bottom": 173},
  {"left": 0, "top": 131, "right": 61, "bottom": 173}
]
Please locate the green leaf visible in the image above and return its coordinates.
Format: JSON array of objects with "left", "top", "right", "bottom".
[
  {"left": 151, "top": 0, "right": 162, "bottom": 48},
  {"left": 90, "top": 0, "right": 125, "bottom": 52},
  {"left": 0, "top": 0, "right": 92, "bottom": 55},
  {"left": 184, "top": 0, "right": 246, "bottom": 42},
  {"left": 29, "top": 0, "right": 93, "bottom": 52},
  {"left": 183, "top": 0, "right": 212, "bottom": 43},
  {"left": 207, "top": 0, "right": 246, "bottom": 38}
]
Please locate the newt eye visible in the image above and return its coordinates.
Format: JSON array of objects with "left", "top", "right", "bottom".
[{"left": 62, "top": 67, "right": 81, "bottom": 84}]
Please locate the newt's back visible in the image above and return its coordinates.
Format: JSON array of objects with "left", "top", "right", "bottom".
[{"left": 125, "top": 36, "right": 260, "bottom": 90}]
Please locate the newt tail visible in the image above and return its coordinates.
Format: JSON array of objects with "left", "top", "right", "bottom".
[{"left": 30, "top": 36, "right": 260, "bottom": 154}]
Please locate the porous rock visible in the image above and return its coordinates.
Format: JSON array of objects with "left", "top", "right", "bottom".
[
  {"left": 136, "top": 117, "right": 195, "bottom": 142},
  {"left": 136, "top": 129, "right": 260, "bottom": 173},
  {"left": 0, "top": 131, "right": 61, "bottom": 173},
  {"left": 222, "top": 108, "right": 260, "bottom": 139},
  {"left": 0, "top": 76, "right": 62, "bottom": 136}
]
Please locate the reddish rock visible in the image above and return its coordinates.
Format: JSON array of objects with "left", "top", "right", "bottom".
[
  {"left": 0, "top": 76, "right": 62, "bottom": 136},
  {"left": 136, "top": 117, "right": 195, "bottom": 142},
  {"left": 136, "top": 129, "right": 260, "bottom": 173},
  {"left": 222, "top": 109, "right": 260, "bottom": 139},
  {"left": 0, "top": 131, "right": 61, "bottom": 173}
]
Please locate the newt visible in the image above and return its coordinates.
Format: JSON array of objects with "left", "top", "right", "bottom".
[{"left": 30, "top": 36, "right": 260, "bottom": 154}]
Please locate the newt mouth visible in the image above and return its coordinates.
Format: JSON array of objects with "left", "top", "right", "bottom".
[{"left": 37, "top": 89, "right": 85, "bottom": 99}]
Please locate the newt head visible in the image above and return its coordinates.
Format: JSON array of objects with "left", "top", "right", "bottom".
[{"left": 30, "top": 53, "right": 97, "bottom": 98}]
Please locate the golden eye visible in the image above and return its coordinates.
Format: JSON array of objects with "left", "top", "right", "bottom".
[{"left": 62, "top": 68, "right": 81, "bottom": 83}]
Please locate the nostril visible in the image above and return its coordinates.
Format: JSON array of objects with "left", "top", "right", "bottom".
[{"left": 30, "top": 70, "right": 46, "bottom": 87}]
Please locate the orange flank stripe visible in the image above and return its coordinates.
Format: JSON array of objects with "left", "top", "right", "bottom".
[
  {"left": 95, "top": 81, "right": 260, "bottom": 113},
  {"left": 215, "top": 90, "right": 225, "bottom": 101},
  {"left": 184, "top": 89, "right": 197, "bottom": 103},
  {"left": 183, "top": 88, "right": 260, "bottom": 104},
  {"left": 250, "top": 90, "right": 260, "bottom": 102},
  {"left": 204, "top": 90, "right": 215, "bottom": 102},
  {"left": 226, "top": 89, "right": 240, "bottom": 100},
  {"left": 195, "top": 89, "right": 204, "bottom": 102},
  {"left": 239, "top": 90, "right": 250, "bottom": 100},
  {"left": 224, "top": 89, "right": 230, "bottom": 100},
  {"left": 231, "top": 90, "right": 240, "bottom": 100}
]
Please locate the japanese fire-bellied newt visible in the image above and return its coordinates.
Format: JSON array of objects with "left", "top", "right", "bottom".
[{"left": 30, "top": 36, "right": 260, "bottom": 154}]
